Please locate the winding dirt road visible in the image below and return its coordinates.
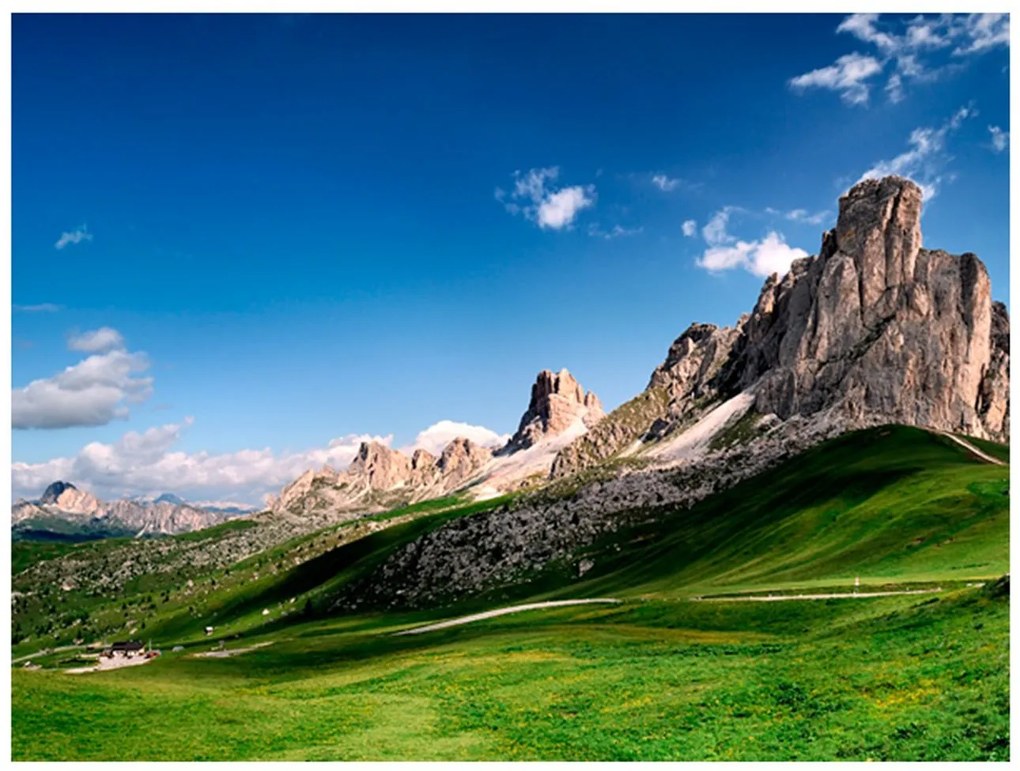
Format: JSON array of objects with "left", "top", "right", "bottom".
[
  {"left": 938, "top": 431, "right": 1006, "bottom": 466},
  {"left": 393, "top": 598, "right": 622, "bottom": 636}
]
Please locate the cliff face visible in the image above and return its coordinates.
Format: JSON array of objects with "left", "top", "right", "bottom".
[
  {"left": 553, "top": 176, "right": 1009, "bottom": 478},
  {"left": 726, "top": 176, "right": 1006, "bottom": 439}
]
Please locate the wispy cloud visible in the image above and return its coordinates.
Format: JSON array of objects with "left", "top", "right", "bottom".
[
  {"left": 12, "top": 327, "right": 153, "bottom": 429},
  {"left": 789, "top": 52, "right": 884, "bottom": 105},
  {"left": 55, "top": 226, "right": 92, "bottom": 250},
  {"left": 496, "top": 167, "right": 596, "bottom": 230},
  {"left": 791, "top": 14, "right": 1009, "bottom": 106},
  {"left": 988, "top": 125, "right": 1009, "bottom": 153},
  {"left": 13, "top": 303, "right": 63, "bottom": 313},
  {"left": 651, "top": 173, "right": 680, "bottom": 192},
  {"left": 765, "top": 208, "right": 831, "bottom": 226},
  {"left": 681, "top": 219, "right": 697, "bottom": 237},
  {"left": 857, "top": 105, "right": 975, "bottom": 199},
  {"left": 587, "top": 223, "right": 643, "bottom": 240}
]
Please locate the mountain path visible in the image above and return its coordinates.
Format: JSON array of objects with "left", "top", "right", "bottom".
[
  {"left": 938, "top": 431, "right": 1006, "bottom": 466},
  {"left": 392, "top": 598, "right": 622, "bottom": 636},
  {"left": 694, "top": 587, "right": 942, "bottom": 603}
]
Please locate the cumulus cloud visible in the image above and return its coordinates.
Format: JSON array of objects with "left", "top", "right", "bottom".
[
  {"left": 698, "top": 232, "right": 808, "bottom": 279},
  {"left": 857, "top": 105, "right": 974, "bottom": 200},
  {"left": 681, "top": 219, "right": 697, "bottom": 237},
  {"left": 791, "top": 14, "right": 1009, "bottom": 106},
  {"left": 538, "top": 186, "right": 595, "bottom": 229},
  {"left": 988, "top": 125, "right": 1009, "bottom": 153},
  {"left": 68, "top": 326, "right": 125, "bottom": 353},
  {"left": 11, "top": 421, "right": 396, "bottom": 505},
  {"left": 11, "top": 417, "right": 508, "bottom": 505},
  {"left": 12, "top": 328, "right": 153, "bottom": 429},
  {"left": 496, "top": 167, "right": 596, "bottom": 230},
  {"left": 55, "top": 226, "right": 92, "bottom": 250},
  {"left": 405, "top": 420, "right": 510, "bottom": 456},
  {"left": 696, "top": 206, "right": 808, "bottom": 278},
  {"left": 651, "top": 174, "right": 680, "bottom": 191}
]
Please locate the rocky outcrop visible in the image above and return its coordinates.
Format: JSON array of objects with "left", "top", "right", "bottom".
[
  {"left": 554, "top": 176, "right": 1009, "bottom": 478},
  {"left": 502, "top": 369, "right": 604, "bottom": 453}
]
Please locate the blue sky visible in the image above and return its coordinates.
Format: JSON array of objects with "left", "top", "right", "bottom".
[{"left": 11, "top": 13, "right": 1010, "bottom": 504}]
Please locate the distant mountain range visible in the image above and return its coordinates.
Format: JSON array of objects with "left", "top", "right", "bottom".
[{"left": 12, "top": 481, "right": 257, "bottom": 541}]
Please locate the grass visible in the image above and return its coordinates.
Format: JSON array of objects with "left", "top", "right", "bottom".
[
  {"left": 10, "top": 425, "right": 1010, "bottom": 761},
  {"left": 11, "top": 587, "right": 1008, "bottom": 760},
  {"left": 12, "top": 540, "right": 81, "bottom": 574}
]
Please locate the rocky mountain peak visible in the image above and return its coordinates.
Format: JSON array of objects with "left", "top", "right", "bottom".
[
  {"left": 348, "top": 441, "right": 412, "bottom": 490},
  {"left": 552, "top": 174, "right": 1008, "bottom": 479},
  {"left": 41, "top": 481, "right": 77, "bottom": 504},
  {"left": 503, "top": 368, "right": 605, "bottom": 452}
]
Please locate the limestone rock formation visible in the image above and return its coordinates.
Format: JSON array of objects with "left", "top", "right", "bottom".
[
  {"left": 723, "top": 176, "right": 1007, "bottom": 439},
  {"left": 554, "top": 175, "right": 1009, "bottom": 478},
  {"left": 503, "top": 369, "right": 604, "bottom": 453}
]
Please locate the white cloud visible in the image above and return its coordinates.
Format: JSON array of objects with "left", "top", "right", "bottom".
[
  {"left": 651, "top": 174, "right": 680, "bottom": 192},
  {"left": 13, "top": 303, "right": 62, "bottom": 313},
  {"left": 68, "top": 326, "right": 125, "bottom": 353},
  {"left": 405, "top": 420, "right": 510, "bottom": 456},
  {"left": 55, "top": 226, "right": 92, "bottom": 250},
  {"left": 857, "top": 105, "right": 974, "bottom": 200},
  {"left": 789, "top": 52, "right": 884, "bottom": 105},
  {"left": 498, "top": 167, "right": 596, "bottom": 230},
  {"left": 12, "top": 328, "right": 153, "bottom": 429},
  {"left": 838, "top": 13, "right": 898, "bottom": 53},
  {"left": 702, "top": 207, "right": 737, "bottom": 246},
  {"left": 537, "top": 186, "right": 595, "bottom": 230},
  {"left": 792, "top": 14, "right": 1009, "bottom": 106},
  {"left": 696, "top": 207, "right": 808, "bottom": 278},
  {"left": 681, "top": 219, "right": 697, "bottom": 237},
  {"left": 989, "top": 125, "right": 1009, "bottom": 153},
  {"left": 698, "top": 232, "right": 808, "bottom": 279},
  {"left": 955, "top": 13, "right": 1010, "bottom": 55}
]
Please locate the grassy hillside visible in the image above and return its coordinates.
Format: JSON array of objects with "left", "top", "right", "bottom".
[
  {"left": 563, "top": 426, "right": 1008, "bottom": 599},
  {"left": 11, "top": 426, "right": 1009, "bottom": 761}
]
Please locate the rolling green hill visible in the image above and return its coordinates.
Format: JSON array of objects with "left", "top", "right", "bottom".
[{"left": 11, "top": 426, "right": 1009, "bottom": 761}]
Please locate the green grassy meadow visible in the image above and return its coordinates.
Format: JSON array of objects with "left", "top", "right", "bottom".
[{"left": 10, "top": 426, "right": 1010, "bottom": 761}]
